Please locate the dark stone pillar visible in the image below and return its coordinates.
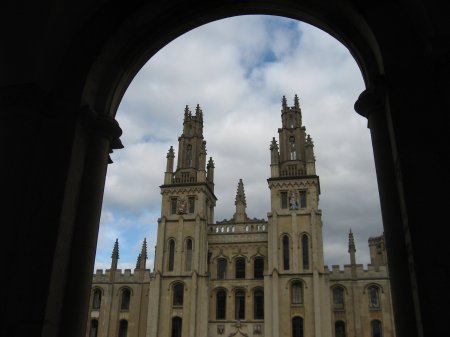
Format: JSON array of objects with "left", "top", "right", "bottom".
[
  {"left": 48, "top": 109, "right": 123, "bottom": 337},
  {"left": 355, "top": 88, "right": 419, "bottom": 337}
]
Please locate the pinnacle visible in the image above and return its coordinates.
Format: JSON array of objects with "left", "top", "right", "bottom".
[{"left": 235, "top": 179, "right": 247, "bottom": 206}]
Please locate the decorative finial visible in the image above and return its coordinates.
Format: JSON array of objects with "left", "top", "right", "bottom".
[
  {"left": 282, "top": 95, "right": 287, "bottom": 108},
  {"left": 167, "top": 145, "right": 175, "bottom": 158},
  {"left": 294, "top": 94, "right": 300, "bottom": 108},
  {"left": 348, "top": 229, "right": 356, "bottom": 252},
  {"left": 270, "top": 137, "right": 279, "bottom": 150},
  {"left": 207, "top": 157, "right": 215, "bottom": 169},
  {"left": 111, "top": 238, "right": 119, "bottom": 259},
  {"left": 141, "top": 238, "right": 148, "bottom": 260},
  {"left": 235, "top": 179, "right": 247, "bottom": 206}
]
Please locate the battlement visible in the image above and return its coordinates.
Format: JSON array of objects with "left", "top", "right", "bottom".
[
  {"left": 325, "top": 263, "right": 389, "bottom": 280},
  {"left": 92, "top": 268, "right": 152, "bottom": 283}
]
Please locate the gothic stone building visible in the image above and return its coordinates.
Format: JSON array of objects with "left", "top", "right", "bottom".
[{"left": 86, "top": 96, "right": 395, "bottom": 337}]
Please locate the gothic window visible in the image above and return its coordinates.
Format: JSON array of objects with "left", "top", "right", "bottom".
[
  {"left": 371, "top": 320, "right": 383, "bottom": 337},
  {"left": 168, "top": 239, "right": 175, "bottom": 271},
  {"left": 186, "top": 144, "right": 192, "bottom": 167},
  {"left": 188, "top": 196, "right": 195, "bottom": 213},
  {"left": 281, "top": 191, "right": 288, "bottom": 209},
  {"left": 289, "top": 136, "right": 296, "bottom": 160},
  {"left": 170, "top": 198, "right": 177, "bottom": 214},
  {"left": 335, "top": 321, "right": 346, "bottom": 337},
  {"left": 299, "top": 190, "right": 307, "bottom": 208},
  {"left": 171, "top": 317, "right": 182, "bottom": 337},
  {"left": 216, "top": 289, "right": 226, "bottom": 320},
  {"left": 185, "top": 239, "right": 193, "bottom": 271},
  {"left": 235, "top": 290, "right": 245, "bottom": 320},
  {"left": 173, "top": 283, "right": 184, "bottom": 306},
  {"left": 291, "top": 281, "right": 303, "bottom": 304},
  {"left": 89, "top": 319, "right": 98, "bottom": 337},
  {"left": 118, "top": 320, "right": 128, "bottom": 337},
  {"left": 120, "top": 288, "right": 131, "bottom": 311},
  {"left": 253, "top": 289, "right": 264, "bottom": 319},
  {"left": 368, "top": 286, "right": 380, "bottom": 309},
  {"left": 217, "top": 258, "right": 227, "bottom": 279},
  {"left": 292, "top": 316, "right": 304, "bottom": 337},
  {"left": 235, "top": 257, "right": 246, "bottom": 279},
  {"left": 92, "top": 289, "right": 101, "bottom": 309},
  {"left": 253, "top": 257, "right": 264, "bottom": 279},
  {"left": 333, "top": 287, "right": 345, "bottom": 310},
  {"left": 282, "top": 235, "right": 290, "bottom": 270},
  {"left": 302, "top": 234, "right": 309, "bottom": 270}
]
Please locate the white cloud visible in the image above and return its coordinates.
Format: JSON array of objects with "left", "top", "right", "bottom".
[{"left": 95, "top": 15, "right": 382, "bottom": 271}]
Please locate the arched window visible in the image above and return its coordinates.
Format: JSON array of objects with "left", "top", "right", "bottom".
[
  {"left": 368, "top": 286, "right": 380, "bottom": 309},
  {"left": 120, "top": 289, "right": 130, "bottom": 310},
  {"left": 217, "top": 258, "right": 227, "bottom": 279},
  {"left": 168, "top": 239, "right": 175, "bottom": 271},
  {"left": 173, "top": 283, "right": 184, "bottom": 306},
  {"left": 371, "top": 320, "right": 382, "bottom": 337},
  {"left": 289, "top": 136, "right": 296, "bottom": 160},
  {"left": 92, "top": 289, "right": 101, "bottom": 309},
  {"left": 235, "top": 257, "right": 246, "bottom": 279},
  {"left": 89, "top": 319, "right": 98, "bottom": 337},
  {"left": 253, "top": 289, "right": 264, "bottom": 319},
  {"left": 291, "top": 281, "right": 303, "bottom": 304},
  {"left": 171, "top": 316, "right": 182, "bottom": 337},
  {"left": 302, "top": 234, "right": 309, "bottom": 270},
  {"left": 282, "top": 235, "right": 290, "bottom": 270},
  {"left": 186, "top": 144, "right": 192, "bottom": 167},
  {"left": 253, "top": 257, "right": 264, "bottom": 279},
  {"left": 216, "top": 289, "right": 226, "bottom": 319},
  {"left": 292, "top": 316, "right": 304, "bottom": 337},
  {"left": 235, "top": 290, "right": 245, "bottom": 320},
  {"left": 118, "top": 320, "right": 128, "bottom": 337},
  {"left": 185, "top": 239, "right": 193, "bottom": 271},
  {"left": 335, "top": 320, "right": 346, "bottom": 337},
  {"left": 333, "top": 287, "right": 345, "bottom": 310}
]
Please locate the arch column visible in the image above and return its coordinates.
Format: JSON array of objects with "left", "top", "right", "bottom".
[
  {"left": 47, "top": 108, "right": 123, "bottom": 337},
  {"left": 354, "top": 88, "right": 418, "bottom": 337}
]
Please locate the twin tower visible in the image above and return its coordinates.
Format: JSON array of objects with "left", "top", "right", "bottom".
[{"left": 148, "top": 95, "right": 327, "bottom": 337}]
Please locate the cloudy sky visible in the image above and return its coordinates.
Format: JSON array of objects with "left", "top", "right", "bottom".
[{"left": 94, "top": 15, "right": 383, "bottom": 271}]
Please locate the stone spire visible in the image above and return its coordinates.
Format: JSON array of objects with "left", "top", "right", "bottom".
[
  {"left": 233, "top": 179, "right": 247, "bottom": 222},
  {"left": 348, "top": 229, "right": 356, "bottom": 266},
  {"left": 111, "top": 238, "right": 119, "bottom": 271},
  {"left": 294, "top": 94, "right": 300, "bottom": 109},
  {"left": 136, "top": 238, "right": 148, "bottom": 270},
  {"left": 282, "top": 95, "right": 287, "bottom": 109}
]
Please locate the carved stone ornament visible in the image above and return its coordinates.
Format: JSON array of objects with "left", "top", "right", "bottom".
[
  {"left": 217, "top": 325, "right": 225, "bottom": 334},
  {"left": 177, "top": 196, "right": 187, "bottom": 214},
  {"left": 289, "top": 189, "right": 299, "bottom": 210}
]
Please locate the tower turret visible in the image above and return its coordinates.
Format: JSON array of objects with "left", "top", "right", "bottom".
[
  {"left": 207, "top": 157, "right": 215, "bottom": 190},
  {"left": 270, "top": 137, "right": 280, "bottom": 177},
  {"left": 164, "top": 146, "right": 175, "bottom": 184},
  {"left": 233, "top": 179, "right": 247, "bottom": 222},
  {"left": 273, "top": 94, "right": 309, "bottom": 177}
]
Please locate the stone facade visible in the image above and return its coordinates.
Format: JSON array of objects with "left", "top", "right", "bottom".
[{"left": 86, "top": 96, "right": 395, "bottom": 337}]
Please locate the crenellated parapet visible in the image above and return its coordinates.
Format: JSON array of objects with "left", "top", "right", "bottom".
[
  {"left": 92, "top": 269, "right": 153, "bottom": 283},
  {"left": 326, "top": 264, "right": 389, "bottom": 280}
]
